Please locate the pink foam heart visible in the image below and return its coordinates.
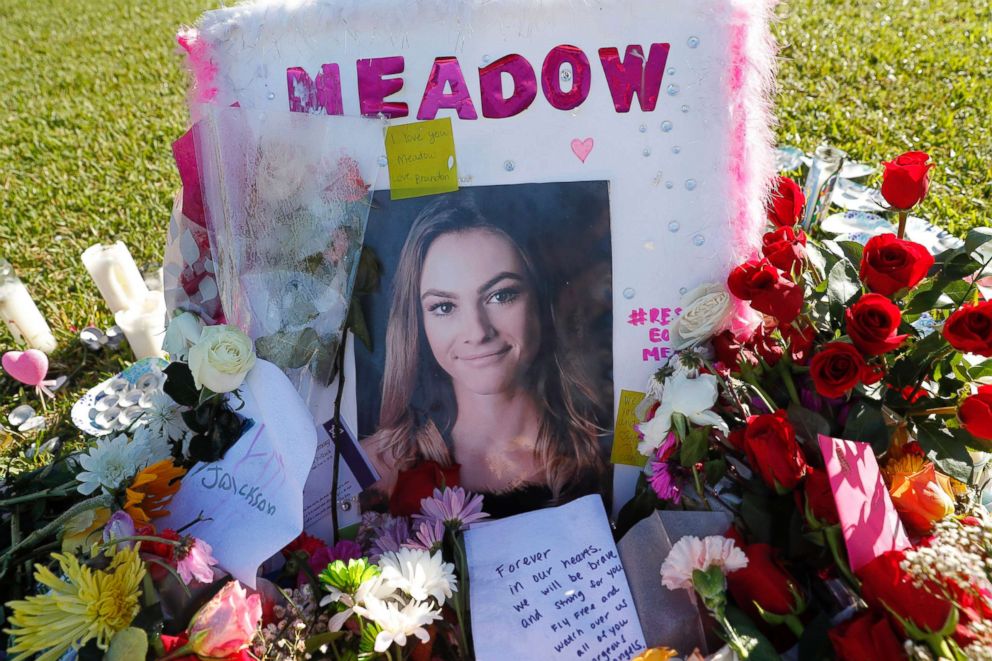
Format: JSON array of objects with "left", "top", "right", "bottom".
[
  {"left": 571, "top": 137, "right": 594, "bottom": 163},
  {"left": 2, "top": 349, "right": 49, "bottom": 387}
]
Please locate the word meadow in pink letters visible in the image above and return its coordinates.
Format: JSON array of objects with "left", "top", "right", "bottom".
[
  {"left": 286, "top": 43, "right": 673, "bottom": 119},
  {"left": 626, "top": 306, "right": 680, "bottom": 362}
]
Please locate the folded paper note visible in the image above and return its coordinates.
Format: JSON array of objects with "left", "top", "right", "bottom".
[
  {"left": 616, "top": 510, "right": 732, "bottom": 653},
  {"left": 160, "top": 359, "right": 318, "bottom": 587},
  {"left": 818, "top": 434, "right": 911, "bottom": 572},
  {"left": 611, "top": 390, "right": 648, "bottom": 467},
  {"left": 464, "top": 495, "right": 646, "bottom": 661}
]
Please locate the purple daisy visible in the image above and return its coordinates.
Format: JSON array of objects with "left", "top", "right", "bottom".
[{"left": 415, "top": 487, "right": 489, "bottom": 531}]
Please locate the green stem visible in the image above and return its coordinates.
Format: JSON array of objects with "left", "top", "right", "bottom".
[
  {"left": 783, "top": 613, "right": 805, "bottom": 638},
  {"left": 0, "top": 479, "right": 78, "bottom": 507},
  {"left": 744, "top": 375, "right": 778, "bottom": 412},
  {"left": 778, "top": 361, "right": 801, "bottom": 406},
  {"left": 714, "top": 610, "right": 749, "bottom": 659},
  {"left": 452, "top": 534, "right": 473, "bottom": 659},
  {"left": 897, "top": 211, "right": 908, "bottom": 240},
  {"left": 691, "top": 465, "right": 710, "bottom": 510},
  {"left": 1, "top": 494, "right": 113, "bottom": 571},
  {"left": 824, "top": 526, "right": 860, "bottom": 590}
]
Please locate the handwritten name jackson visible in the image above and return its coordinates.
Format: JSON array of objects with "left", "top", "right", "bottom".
[
  {"left": 287, "top": 43, "right": 672, "bottom": 120},
  {"left": 200, "top": 466, "right": 277, "bottom": 516}
]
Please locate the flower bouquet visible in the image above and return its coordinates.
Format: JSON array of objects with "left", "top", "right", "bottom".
[{"left": 625, "top": 152, "right": 992, "bottom": 660}]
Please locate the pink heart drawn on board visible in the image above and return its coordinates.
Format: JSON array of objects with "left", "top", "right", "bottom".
[
  {"left": 2, "top": 349, "right": 49, "bottom": 387},
  {"left": 571, "top": 138, "right": 594, "bottom": 163}
]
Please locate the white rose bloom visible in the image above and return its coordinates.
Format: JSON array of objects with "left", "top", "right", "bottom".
[
  {"left": 379, "top": 548, "right": 457, "bottom": 605},
  {"left": 187, "top": 325, "right": 257, "bottom": 393},
  {"left": 162, "top": 311, "right": 204, "bottom": 361},
  {"left": 636, "top": 372, "right": 728, "bottom": 456},
  {"left": 671, "top": 282, "right": 733, "bottom": 349},
  {"left": 255, "top": 139, "right": 310, "bottom": 205}
]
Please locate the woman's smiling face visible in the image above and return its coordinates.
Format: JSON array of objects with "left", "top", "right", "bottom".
[{"left": 419, "top": 228, "right": 540, "bottom": 396}]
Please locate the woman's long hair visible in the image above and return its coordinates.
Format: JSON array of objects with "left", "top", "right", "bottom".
[{"left": 374, "top": 193, "right": 605, "bottom": 498}]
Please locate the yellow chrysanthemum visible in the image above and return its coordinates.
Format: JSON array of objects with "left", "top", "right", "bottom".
[
  {"left": 123, "top": 458, "right": 186, "bottom": 525},
  {"left": 4, "top": 546, "right": 146, "bottom": 661}
]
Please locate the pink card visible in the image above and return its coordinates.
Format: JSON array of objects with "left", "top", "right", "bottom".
[{"left": 818, "top": 434, "right": 911, "bottom": 572}]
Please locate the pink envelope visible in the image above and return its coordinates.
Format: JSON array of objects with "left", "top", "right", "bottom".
[{"left": 818, "top": 434, "right": 911, "bottom": 572}]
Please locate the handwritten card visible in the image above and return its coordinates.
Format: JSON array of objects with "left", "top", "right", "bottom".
[
  {"left": 818, "top": 434, "right": 911, "bottom": 572},
  {"left": 385, "top": 118, "right": 458, "bottom": 200},
  {"left": 611, "top": 390, "right": 648, "bottom": 467},
  {"left": 465, "top": 495, "right": 646, "bottom": 661},
  {"left": 160, "top": 359, "right": 318, "bottom": 587}
]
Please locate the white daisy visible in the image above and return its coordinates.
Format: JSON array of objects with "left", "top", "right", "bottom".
[
  {"left": 379, "top": 548, "right": 457, "bottom": 605},
  {"left": 353, "top": 595, "right": 441, "bottom": 653},
  {"left": 321, "top": 574, "right": 398, "bottom": 631},
  {"left": 75, "top": 434, "right": 144, "bottom": 495}
]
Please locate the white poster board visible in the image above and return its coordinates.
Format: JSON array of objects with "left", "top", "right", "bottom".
[{"left": 184, "top": 0, "right": 775, "bottom": 510}]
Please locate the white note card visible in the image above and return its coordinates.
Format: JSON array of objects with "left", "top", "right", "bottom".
[{"left": 465, "top": 495, "right": 646, "bottom": 661}]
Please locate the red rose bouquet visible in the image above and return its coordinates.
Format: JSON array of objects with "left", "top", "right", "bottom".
[{"left": 627, "top": 151, "right": 992, "bottom": 659}]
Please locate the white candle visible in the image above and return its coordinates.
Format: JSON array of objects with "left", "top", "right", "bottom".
[
  {"left": 0, "top": 259, "right": 57, "bottom": 354},
  {"left": 115, "top": 290, "right": 167, "bottom": 360},
  {"left": 82, "top": 242, "right": 149, "bottom": 314}
]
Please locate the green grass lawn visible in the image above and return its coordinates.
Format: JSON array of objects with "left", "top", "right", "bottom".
[{"left": 1, "top": 0, "right": 990, "bottom": 464}]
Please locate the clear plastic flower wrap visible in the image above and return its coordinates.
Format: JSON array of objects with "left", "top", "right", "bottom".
[{"left": 192, "top": 106, "right": 382, "bottom": 394}]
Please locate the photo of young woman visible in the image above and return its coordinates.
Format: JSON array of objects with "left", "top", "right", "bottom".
[{"left": 356, "top": 183, "right": 613, "bottom": 518}]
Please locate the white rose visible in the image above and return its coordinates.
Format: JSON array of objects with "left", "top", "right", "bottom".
[
  {"left": 255, "top": 139, "right": 310, "bottom": 205},
  {"left": 671, "top": 282, "right": 733, "bottom": 349},
  {"left": 162, "top": 311, "right": 204, "bottom": 361},
  {"left": 187, "top": 325, "right": 257, "bottom": 393},
  {"left": 636, "top": 372, "right": 728, "bottom": 456}
]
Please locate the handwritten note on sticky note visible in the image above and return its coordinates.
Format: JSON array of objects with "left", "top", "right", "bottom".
[
  {"left": 818, "top": 434, "right": 911, "bottom": 572},
  {"left": 612, "top": 390, "right": 648, "bottom": 467},
  {"left": 385, "top": 118, "right": 458, "bottom": 200},
  {"left": 465, "top": 495, "right": 646, "bottom": 661}
]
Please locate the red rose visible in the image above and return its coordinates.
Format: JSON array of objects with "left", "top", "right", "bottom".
[
  {"left": 857, "top": 550, "right": 955, "bottom": 635},
  {"left": 881, "top": 151, "right": 933, "bottom": 211},
  {"left": 726, "top": 542, "right": 802, "bottom": 618},
  {"left": 390, "top": 460, "right": 460, "bottom": 516},
  {"left": 828, "top": 610, "right": 907, "bottom": 661},
  {"left": 781, "top": 322, "right": 816, "bottom": 364},
  {"left": 160, "top": 633, "right": 252, "bottom": 661},
  {"left": 845, "top": 293, "right": 908, "bottom": 356},
  {"left": 748, "top": 324, "right": 784, "bottom": 367},
  {"left": 712, "top": 330, "right": 745, "bottom": 371},
  {"left": 742, "top": 410, "right": 808, "bottom": 492},
  {"left": 281, "top": 531, "right": 327, "bottom": 559},
  {"left": 859, "top": 234, "right": 934, "bottom": 296},
  {"left": 761, "top": 226, "right": 807, "bottom": 275},
  {"left": 810, "top": 342, "right": 871, "bottom": 398},
  {"left": 727, "top": 259, "right": 804, "bottom": 323},
  {"left": 943, "top": 301, "right": 992, "bottom": 357},
  {"left": 766, "top": 176, "right": 806, "bottom": 227},
  {"left": 960, "top": 385, "right": 992, "bottom": 441},
  {"left": 801, "top": 468, "right": 839, "bottom": 526}
]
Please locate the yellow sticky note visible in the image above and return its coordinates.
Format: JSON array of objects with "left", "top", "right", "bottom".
[
  {"left": 385, "top": 118, "right": 459, "bottom": 200},
  {"left": 611, "top": 390, "right": 648, "bottom": 467}
]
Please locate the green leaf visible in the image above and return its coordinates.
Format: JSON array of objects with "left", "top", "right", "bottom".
[
  {"left": 704, "top": 458, "right": 727, "bottom": 484},
  {"left": 942, "top": 251, "right": 982, "bottom": 280},
  {"left": 786, "top": 403, "right": 832, "bottom": 445},
  {"left": 347, "top": 299, "right": 373, "bottom": 351},
  {"left": 256, "top": 327, "right": 321, "bottom": 370},
  {"left": 797, "top": 612, "right": 833, "bottom": 661},
  {"left": 359, "top": 621, "right": 384, "bottom": 661},
  {"left": 915, "top": 421, "right": 978, "bottom": 483},
  {"left": 905, "top": 279, "right": 971, "bottom": 315},
  {"left": 842, "top": 400, "right": 890, "bottom": 455},
  {"left": 805, "top": 243, "right": 830, "bottom": 281},
  {"left": 835, "top": 240, "right": 864, "bottom": 268},
  {"left": 965, "top": 227, "right": 992, "bottom": 255},
  {"left": 163, "top": 362, "right": 198, "bottom": 407},
  {"left": 353, "top": 245, "right": 382, "bottom": 295},
  {"left": 887, "top": 329, "right": 949, "bottom": 390},
  {"left": 827, "top": 259, "right": 862, "bottom": 309},
  {"left": 740, "top": 490, "right": 774, "bottom": 544},
  {"left": 614, "top": 477, "right": 661, "bottom": 540},
  {"left": 680, "top": 426, "right": 710, "bottom": 467},
  {"left": 967, "top": 359, "right": 992, "bottom": 382},
  {"left": 724, "top": 605, "right": 782, "bottom": 660}
]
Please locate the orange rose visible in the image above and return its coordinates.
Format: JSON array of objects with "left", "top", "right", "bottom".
[{"left": 888, "top": 460, "right": 955, "bottom": 534}]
